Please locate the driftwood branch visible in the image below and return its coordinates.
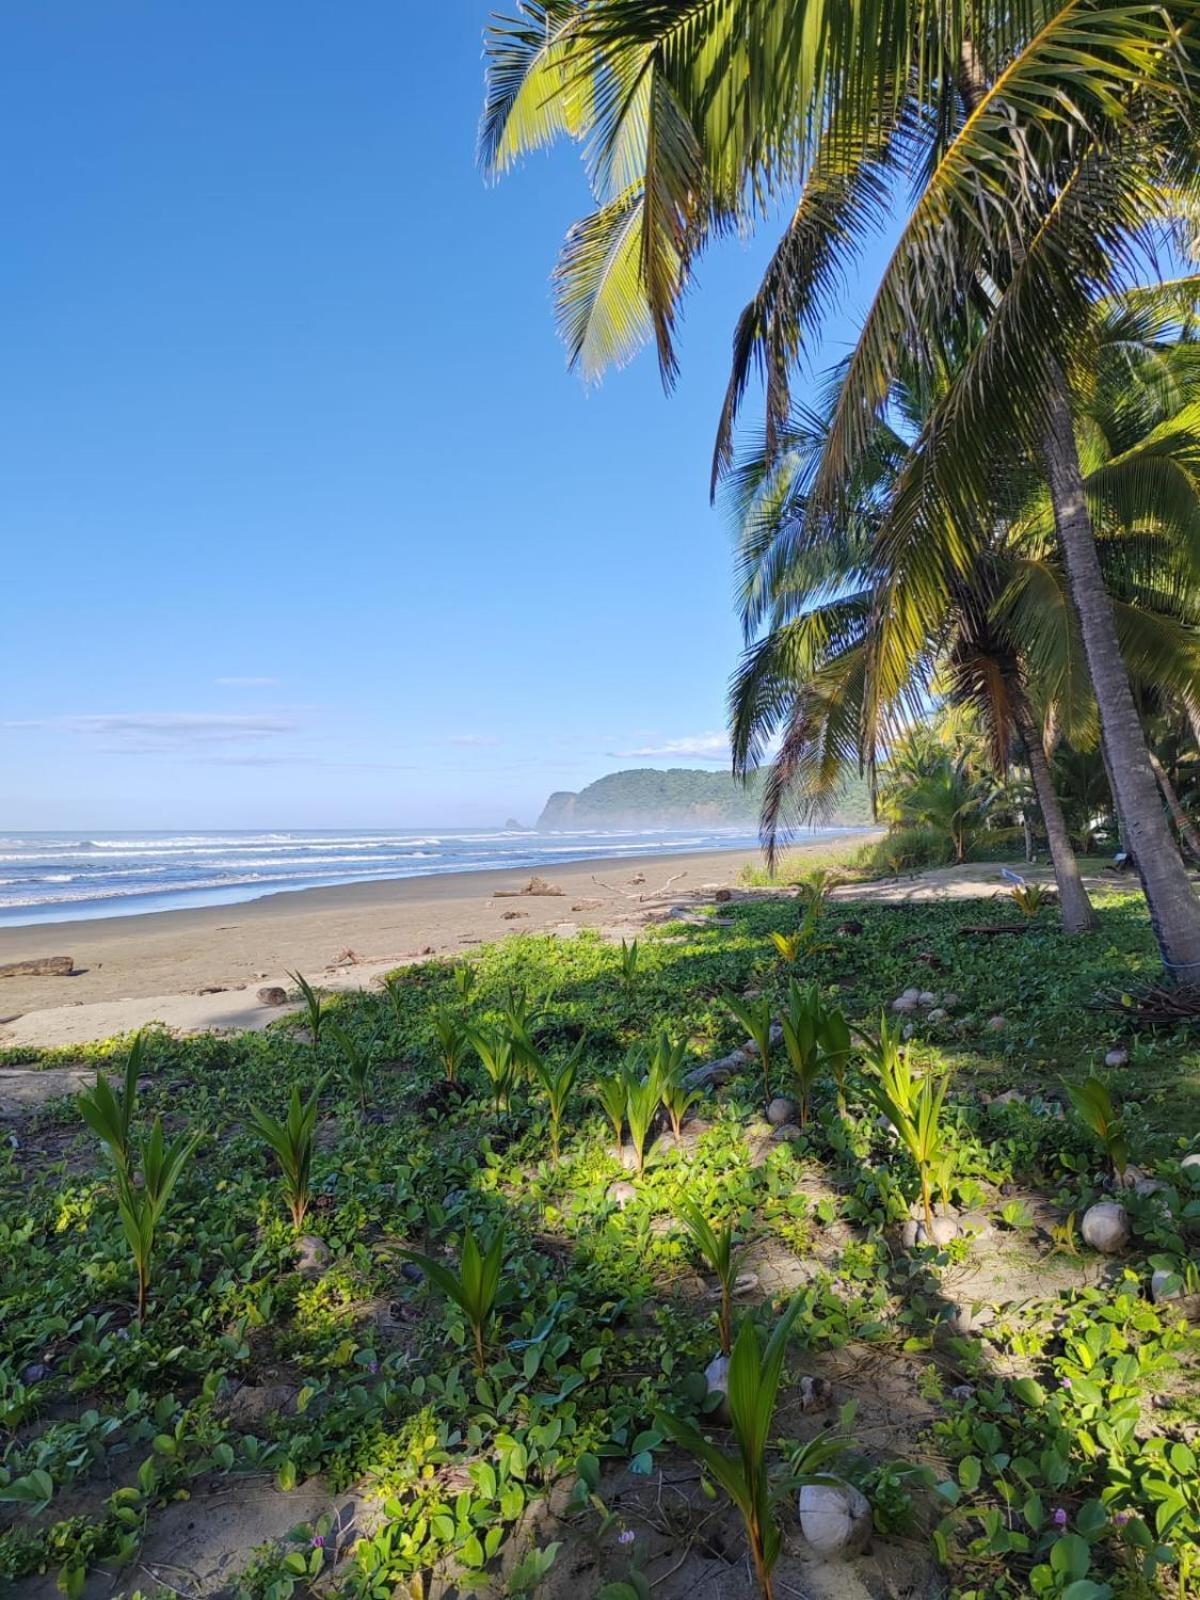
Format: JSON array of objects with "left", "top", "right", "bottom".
[{"left": 590, "top": 870, "right": 688, "bottom": 903}]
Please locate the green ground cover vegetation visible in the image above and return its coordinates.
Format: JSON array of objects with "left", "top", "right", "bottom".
[{"left": 2, "top": 888, "right": 1199, "bottom": 1597}]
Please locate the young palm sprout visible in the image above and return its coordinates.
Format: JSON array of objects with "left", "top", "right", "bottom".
[
  {"left": 653, "top": 1031, "right": 700, "bottom": 1141},
  {"left": 624, "top": 1054, "right": 664, "bottom": 1177},
  {"left": 249, "top": 1081, "right": 325, "bottom": 1230},
  {"left": 780, "top": 981, "right": 823, "bottom": 1127},
  {"left": 1067, "top": 1076, "right": 1129, "bottom": 1179},
  {"left": 288, "top": 971, "right": 326, "bottom": 1049},
  {"left": 657, "top": 1296, "right": 805, "bottom": 1600},
  {"left": 724, "top": 994, "right": 775, "bottom": 1104},
  {"left": 594, "top": 1069, "right": 628, "bottom": 1155},
  {"left": 78, "top": 1029, "right": 146, "bottom": 1177},
  {"left": 863, "top": 1015, "right": 950, "bottom": 1237},
  {"left": 618, "top": 937, "right": 640, "bottom": 990},
  {"left": 117, "top": 1119, "right": 198, "bottom": 1324},
  {"left": 432, "top": 1005, "right": 468, "bottom": 1084},
  {"left": 468, "top": 1025, "right": 520, "bottom": 1114},
  {"left": 402, "top": 1226, "right": 506, "bottom": 1374},
  {"left": 327, "top": 1022, "right": 377, "bottom": 1110},
  {"left": 530, "top": 1040, "right": 584, "bottom": 1161},
  {"left": 677, "top": 1200, "right": 747, "bottom": 1355}
]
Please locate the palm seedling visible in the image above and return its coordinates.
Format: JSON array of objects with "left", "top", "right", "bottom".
[
  {"left": 401, "top": 1226, "right": 506, "bottom": 1373},
  {"left": 649, "top": 1031, "right": 699, "bottom": 1142},
  {"left": 677, "top": 1199, "right": 747, "bottom": 1356},
  {"left": 432, "top": 1004, "right": 468, "bottom": 1084},
  {"left": 382, "top": 972, "right": 406, "bottom": 1024},
  {"left": 1009, "top": 882, "right": 1047, "bottom": 918},
  {"left": 863, "top": 1016, "right": 951, "bottom": 1237},
  {"left": 1066, "top": 1076, "right": 1129, "bottom": 1180},
  {"left": 618, "top": 937, "right": 640, "bottom": 991},
  {"left": 768, "top": 930, "right": 802, "bottom": 965},
  {"left": 660, "top": 1066, "right": 702, "bottom": 1145},
  {"left": 501, "top": 987, "right": 542, "bottom": 1078},
  {"left": 288, "top": 971, "right": 325, "bottom": 1049},
  {"left": 116, "top": 1118, "right": 198, "bottom": 1324},
  {"left": 248, "top": 1080, "right": 325, "bottom": 1230},
  {"left": 819, "top": 1005, "right": 853, "bottom": 1116},
  {"left": 452, "top": 963, "right": 476, "bottom": 1003},
  {"left": 327, "top": 1022, "right": 377, "bottom": 1110},
  {"left": 656, "top": 1295, "right": 805, "bottom": 1600},
  {"left": 594, "top": 1068, "right": 628, "bottom": 1156},
  {"left": 624, "top": 1054, "right": 664, "bottom": 1178},
  {"left": 780, "top": 981, "right": 822, "bottom": 1128},
  {"left": 724, "top": 994, "right": 774, "bottom": 1105},
  {"left": 530, "top": 1041, "right": 584, "bottom": 1161},
  {"left": 78, "top": 1029, "right": 145, "bottom": 1176},
  {"left": 468, "top": 1025, "right": 520, "bottom": 1115}
]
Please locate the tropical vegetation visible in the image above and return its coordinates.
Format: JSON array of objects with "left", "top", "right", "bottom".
[
  {"left": 4, "top": 900, "right": 1200, "bottom": 1596},
  {"left": 481, "top": 0, "right": 1200, "bottom": 982}
]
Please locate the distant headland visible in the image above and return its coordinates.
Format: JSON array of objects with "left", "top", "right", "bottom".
[{"left": 535, "top": 767, "right": 872, "bottom": 831}]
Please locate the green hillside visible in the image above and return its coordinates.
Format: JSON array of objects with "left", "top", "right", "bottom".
[{"left": 536, "top": 767, "right": 872, "bottom": 830}]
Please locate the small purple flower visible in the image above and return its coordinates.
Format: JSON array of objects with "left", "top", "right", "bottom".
[
  {"left": 1053, "top": 1508, "right": 1068, "bottom": 1528},
  {"left": 311, "top": 1534, "right": 326, "bottom": 1549},
  {"left": 1114, "top": 1510, "right": 1131, "bottom": 1528},
  {"left": 1060, "top": 1377, "right": 1072, "bottom": 1390},
  {"left": 368, "top": 1360, "right": 379, "bottom": 1375},
  {"left": 617, "top": 1529, "right": 635, "bottom": 1546}
]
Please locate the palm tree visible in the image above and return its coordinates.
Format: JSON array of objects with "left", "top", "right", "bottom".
[
  {"left": 723, "top": 368, "right": 1099, "bottom": 930},
  {"left": 727, "top": 305, "right": 1200, "bottom": 932},
  {"left": 481, "top": 1, "right": 1200, "bottom": 978}
]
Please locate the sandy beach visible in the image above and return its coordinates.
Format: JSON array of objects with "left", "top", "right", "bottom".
[{"left": 0, "top": 843, "right": 800, "bottom": 1049}]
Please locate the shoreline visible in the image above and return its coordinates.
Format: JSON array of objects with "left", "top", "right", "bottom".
[{"left": 0, "top": 835, "right": 869, "bottom": 1051}]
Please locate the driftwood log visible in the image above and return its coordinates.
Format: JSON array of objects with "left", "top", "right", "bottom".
[{"left": 0, "top": 955, "right": 74, "bottom": 978}]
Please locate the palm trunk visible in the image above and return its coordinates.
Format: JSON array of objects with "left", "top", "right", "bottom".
[
  {"left": 1186, "top": 699, "right": 1200, "bottom": 757},
  {"left": 1014, "top": 705, "right": 1097, "bottom": 933},
  {"left": 1148, "top": 749, "right": 1200, "bottom": 863},
  {"left": 1041, "top": 380, "right": 1200, "bottom": 980},
  {"left": 1020, "top": 809, "right": 1035, "bottom": 863}
]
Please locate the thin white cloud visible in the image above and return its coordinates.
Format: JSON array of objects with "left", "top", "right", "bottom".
[
  {"left": 4, "top": 711, "right": 301, "bottom": 753},
  {"left": 442, "top": 734, "right": 500, "bottom": 748},
  {"left": 215, "top": 675, "right": 280, "bottom": 687},
  {"left": 612, "top": 732, "right": 731, "bottom": 764}
]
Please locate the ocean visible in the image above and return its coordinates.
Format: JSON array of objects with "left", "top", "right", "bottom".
[{"left": 0, "top": 826, "right": 859, "bottom": 926}]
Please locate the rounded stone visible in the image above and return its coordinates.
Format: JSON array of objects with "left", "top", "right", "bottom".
[
  {"left": 703, "top": 1352, "right": 732, "bottom": 1424},
  {"left": 958, "top": 1210, "right": 994, "bottom": 1241},
  {"left": 926, "top": 1008, "right": 948, "bottom": 1024},
  {"left": 917, "top": 1215, "right": 961, "bottom": 1247},
  {"left": 1081, "top": 1200, "right": 1131, "bottom": 1254},
  {"left": 918, "top": 990, "right": 937, "bottom": 1006},
  {"left": 257, "top": 985, "right": 288, "bottom": 1007},
  {"left": 606, "top": 1180, "right": 637, "bottom": 1209},
  {"left": 767, "top": 1097, "right": 797, "bottom": 1126},
  {"left": 295, "top": 1235, "right": 331, "bottom": 1276},
  {"left": 942, "top": 993, "right": 961, "bottom": 1009},
  {"left": 798, "top": 1481, "right": 872, "bottom": 1560},
  {"left": 892, "top": 996, "right": 919, "bottom": 1014},
  {"left": 771, "top": 1123, "right": 802, "bottom": 1142},
  {"left": 1151, "top": 1267, "right": 1183, "bottom": 1304},
  {"left": 986, "top": 1015, "right": 1007, "bottom": 1032},
  {"left": 1104, "top": 1047, "right": 1130, "bottom": 1069},
  {"left": 797, "top": 1374, "right": 834, "bottom": 1410},
  {"left": 1181, "top": 1152, "right": 1200, "bottom": 1176}
]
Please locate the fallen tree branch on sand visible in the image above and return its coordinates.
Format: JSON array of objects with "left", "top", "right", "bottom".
[{"left": 590, "top": 870, "right": 688, "bottom": 903}]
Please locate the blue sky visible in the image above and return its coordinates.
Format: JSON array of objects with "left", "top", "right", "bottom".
[{"left": 0, "top": 3, "right": 885, "bottom": 829}]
